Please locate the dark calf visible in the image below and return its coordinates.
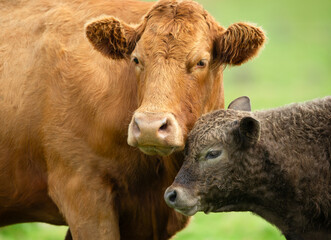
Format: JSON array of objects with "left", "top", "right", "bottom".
[{"left": 165, "top": 96, "right": 331, "bottom": 240}]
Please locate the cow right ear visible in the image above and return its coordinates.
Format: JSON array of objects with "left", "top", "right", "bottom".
[
  {"left": 85, "top": 17, "right": 144, "bottom": 59},
  {"left": 215, "top": 23, "right": 266, "bottom": 65}
]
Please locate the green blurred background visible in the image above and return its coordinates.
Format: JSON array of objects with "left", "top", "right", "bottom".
[{"left": 0, "top": 0, "right": 330, "bottom": 239}]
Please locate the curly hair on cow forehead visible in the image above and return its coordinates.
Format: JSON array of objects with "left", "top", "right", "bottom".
[
  {"left": 147, "top": 0, "right": 207, "bottom": 18},
  {"left": 144, "top": 0, "right": 216, "bottom": 33}
]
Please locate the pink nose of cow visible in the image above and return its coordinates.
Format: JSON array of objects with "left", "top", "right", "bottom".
[{"left": 127, "top": 112, "right": 184, "bottom": 156}]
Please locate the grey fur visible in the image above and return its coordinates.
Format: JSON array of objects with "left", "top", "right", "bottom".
[{"left": 166, "top": 97, "right": 331, "bottom": 240}]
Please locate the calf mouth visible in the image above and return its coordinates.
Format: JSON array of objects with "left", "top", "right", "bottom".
[
  {"left": 178, "top": 203, "right": 229, "bottom": 215},
  {"left": 173, "top": 204, "right": 200, "bottom": 216}
]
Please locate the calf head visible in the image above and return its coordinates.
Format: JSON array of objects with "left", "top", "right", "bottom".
[
  {"left": 85, "top": 0, "right": 265, "bottom": 156},
  {"left": 165, "top": 97, "right": 264, "bottom": 216}
]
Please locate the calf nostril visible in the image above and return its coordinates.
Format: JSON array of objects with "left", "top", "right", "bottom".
[
  {"left": 165, "top": 189, "right": 177, "bottom": 205},
  {"left": 169, "top": 190, "right": 177, "bottom": 203}
]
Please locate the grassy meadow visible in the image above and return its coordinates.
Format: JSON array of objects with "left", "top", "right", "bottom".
[{"left": 0, "top": 0, "right": 330, "bottom": 239}]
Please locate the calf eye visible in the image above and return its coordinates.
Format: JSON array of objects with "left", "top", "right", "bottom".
[
  {"left": 133, "top": 57, "right": 139, "bottom": 65},
  {"left": 205, "top": 150, "right": 222, "bottom": 160},
  {"left": 197, "top": 59, "right": 207, "bottom": 68}
]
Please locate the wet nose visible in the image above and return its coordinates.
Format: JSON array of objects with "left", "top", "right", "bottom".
[
  {"left": 127, "top": 112, "right": 184, "bottom": 155},
  {"left": 132, "top": 114, "right": 169, "bottom": 140},
  {"left": 164, "top": 186, "right": 199, "bottom": 216}
]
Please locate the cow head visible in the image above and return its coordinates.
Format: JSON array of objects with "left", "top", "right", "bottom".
[
  {"left": 85, "top": 0, "right": 265, "bottom": 156},
  {"left": 164, "top": 96, "right": 263, "bottom": 216}
]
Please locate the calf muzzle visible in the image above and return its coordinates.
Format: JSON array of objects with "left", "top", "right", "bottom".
[{"left": 164, "top": 186, "right": 199, "bottom": 216}]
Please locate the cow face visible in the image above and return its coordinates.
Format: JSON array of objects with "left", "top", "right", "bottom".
[
  {"left": 164, "top": 97, "right": 262, "bottom": 216},
  {"left": 85, "top": 0, "right": 265, "bottom": 156}
]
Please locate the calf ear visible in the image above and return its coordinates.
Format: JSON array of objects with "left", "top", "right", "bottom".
[
  {"left": 239, "top": 117, "right": 260, "bottom": 147},
  {"left": 85, "top": 17, "right": 144, "bottom": 59},
  {"left": 228, "top": 96, "right": 251, "bottom": 111},
  {"left": 215, "top": 23, "right": 266, "bottom": 65}
]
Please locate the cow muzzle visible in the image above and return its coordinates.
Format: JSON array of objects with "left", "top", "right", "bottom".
[{"left": 127, "top": 112, "right": 184, "bottom": 156}]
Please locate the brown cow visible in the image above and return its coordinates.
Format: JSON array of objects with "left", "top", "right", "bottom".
[{"left": 0, "top": 0, "right": 265, "bottom": 239}]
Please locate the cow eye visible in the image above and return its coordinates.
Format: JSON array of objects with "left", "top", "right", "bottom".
[
  {"left": 133, "top": 57, "right": 139, "bottom": 65},
  {"left": 197, "top": 59, "right": 207, "bottom": 68},
  {"left": 205, "top": 150, "right": 222, "bottom": 160}
]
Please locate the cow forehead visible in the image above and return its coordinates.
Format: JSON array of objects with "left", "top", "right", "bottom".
[
  {"left": 139, "top": 0, "right": 213, "bottom": 58},
  {"left": 146, "top": 0, "right": 210, "bottom": 27}
]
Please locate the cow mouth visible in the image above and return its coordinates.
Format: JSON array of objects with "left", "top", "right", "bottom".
[{"left": 138, "top": 145, "right": 181, "bottom": 156}]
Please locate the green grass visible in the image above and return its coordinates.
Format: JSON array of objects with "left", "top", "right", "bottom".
[
  {"left": 0, "top": 213, "right": 285, "bottom": 240},
  {"left": 174, "top": 212, "right": 286, "bottom": 240},
  {"left": 1, "top": 0, "right": 330, "bottom": 239},
  {"left": 0, "top": 224, "right": 67, "bottom": 240}
]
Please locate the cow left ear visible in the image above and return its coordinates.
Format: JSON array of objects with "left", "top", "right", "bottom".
[
  {"left": 85, "top": 17, "right": 144, "bottom": 59},
  {"left": 215, "top": 23, "right": 266, "bottom": 65},
  {"left": 239, "top": 117, "right": 260, "bottom": 147}
]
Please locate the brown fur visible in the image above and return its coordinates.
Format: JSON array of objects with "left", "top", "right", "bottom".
[
  {"left": 0, "top": 0, "right": 265, "bottom": 239},
  {"left": 216, "top": 23, "right": 266, "bottom": 65},
  {"left": 166, "top": 97, "right": 331, "bottom": 240},
  {"left": 86, "top": 17, "right": 144, "bottom": 59}
]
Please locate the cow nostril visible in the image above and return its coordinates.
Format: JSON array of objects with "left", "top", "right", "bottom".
[
  {"left": 158, "top": 118, "right": 169, "bottom": 132},
  {"left": 133, "top": 118, "right": 140, "bottom": 134},
  {"left": 159, "top": 122, "right": 168, "bottom": 131}
]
